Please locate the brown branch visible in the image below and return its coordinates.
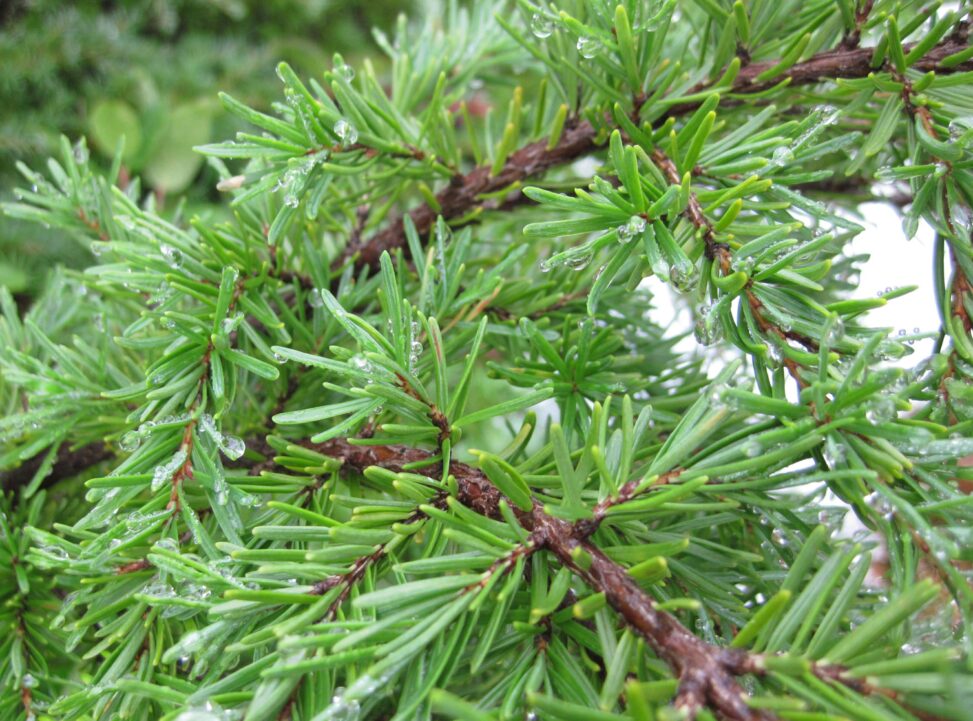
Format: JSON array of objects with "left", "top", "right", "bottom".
[
  {"left": 276, "top": 497, "right": 436, "bottom": 721},
  {"left": 309, "top": 438, "right": 504, "bottom": 520},
  {"left": 309, "top": 440, "right": 762, "bottom": 717},
  {"left": 337, "top": 116, "right": 599, "bottom": 272},
  {"left": 650, "top": 145, "right": 814, "bottom": 386},
  {"left": 650, "top": 148, "right": 729, "bottom": 267},
  {"left": 337, "top": 36, "right": 973, "bottom": 275},
  {"left": 532, "top": 509, "right": 773, "bottom": 721},
  {"left": 299, "top": 437, "right": 887, "bottom": 721},
  {"left": 1, "top": 441, "right": 111, "bottom": 495},
  {"left": 736, "top": 36, "right": 971, "bottom": 95}
]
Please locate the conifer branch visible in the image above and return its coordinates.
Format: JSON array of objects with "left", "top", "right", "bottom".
[
  {"left": 3, "top": 5, "right": 971, "bottom": 718},
  {"left": 650, "top": 146, "right": 814, "bottom": 384},
  {"left": 533, "top": 510, "right": 773, "bottom": 721},
  {"left": 298, "top": 437, "right": 896, "bottom": 721},
  {"left": 649, "top": 148, "right": 728, "bottom": 266},
  {"left": 340, "top": 35, "right": 972, "bottom": 274}
]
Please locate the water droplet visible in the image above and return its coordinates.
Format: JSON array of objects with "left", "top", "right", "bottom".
[
  {"left": 319, "top": 686, "right": 362, "bottom": 721},
  {"left": 22, "top": 674, "right": 37, "bottom": 689},
  {"left": 948, "top": 116, "right": 973, "bottom": 142},
  {"left": 142, "top": 581, "right": 177, "bottom": 600},
  {"left": 334, "top": 62, "right": 355, "bottom": 82},
  {"left": 865, "top": 397, "right": 896, "bottom": 425},
  {"left": 823, "top": 436, "right": 845, "bottom": 468},
  {"left": 669, "top": 263, "right": 699, "bottom": 293},
  {"left": 348, "top": 673, "right": 382, "bottom": 696},
  {"left": 237, "top": 491, "right": 261, "bottom": 507},
  {"left": 693, "top": 304, "right": 723, "bottom": 346},
  {"left": 530, "top": 13, "right": 554, "bottom": 38},
  {"left": 435, "top": 221, "right": 452, "bottom": 246},
  {"left": 155, "top": 537, "right": 179, "bottom": 553},
  {"left": 283, "top": 193, "right": 299, "bottom": 208},
  {"left": 822, "top": 316, "right": 844, "bottom": 345},
  {"left": 731, "top": 255, "right": 754, "bottom": 273},
  {"left": 40, "top": 544, "right": 69, "bottom": 561},
  {"left": 221, "top": 313, "right": 244, "bottom": 334},
  {"left": 221, "top": 435, "right": 245, "bottom": 461},
  {"left": 864, "top": 491, "right": 893, "bottom": 516},
  {"left": 771, "top": 146, "right": 794, "bottom": 166},
  {"left": 196, "top": 414, "right": 215, "bottom": 440},
  {"left": 576, "top": 36, "right": 602, "bottom": 59},
  {"left": 951, "top": 201, "right": 972, "bottom": 235},
  {"left": 149, "top": 472, "right": 168, "bottom": 493},
  {"left": 743, "top": 439, "right": 761, "bottom": 458},
  {"left": 309, "top": 288, "right": 325, "bottom": 308},
  {"left": 160, "top": 244, "right": 183, "bottom": 269},
  {"left": 118, "top": 431, "right": 140, "bottom": 452},
  {"left": 820, "top": 105, "right": 840, "bottom": 126},
  {"left": 215, "top": 475, "right": 230, "bottom": 506},
  {"left": 565, "top": 253, "right": 592, "bottom": 271},
  {"left": 174, "top": 701, "right": 226, "bottom": 721},
  {"left": 617, "top": 214, "right": 646, "bottom": 243},
  {"left": 874, "top": 166, "right": 897, "bottom": 182},
  {"left": 350, "top": 355, "right": 368, "bottom": 371},
  {"left": 151, "top": 449, "right": 188, "bottom": 491},
  {"left": 334, "top": 119, "right": 359, "bottom": 146},
  {"left": 707, "top": 383, "right": 727, "bottom": 406},
  {"left": 184, "top": 582, "right": 212, "bottom": 601},
  {"left": 764, "top": 343, "right": 783, "bottom": 369}
]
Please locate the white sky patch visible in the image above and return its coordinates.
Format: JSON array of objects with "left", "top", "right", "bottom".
[{"left": 648, "top": 204, "right": 940, "bottom": 371}]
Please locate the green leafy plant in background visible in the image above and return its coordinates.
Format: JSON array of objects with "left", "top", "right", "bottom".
[
  {"left": 0, "top": 0, "right": 409, "bottom": 297},
  {"left": 1, "top": 1, "right": 973, "bottom": 720}
]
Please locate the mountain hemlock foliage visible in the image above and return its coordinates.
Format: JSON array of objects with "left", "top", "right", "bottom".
[{"left": 1, "top": 1, "right": 972, "bottom": 720}]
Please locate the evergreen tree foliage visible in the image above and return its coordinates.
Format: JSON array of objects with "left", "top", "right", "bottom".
[
  {"left": 2, "top": 2, "right": 973, "bottom": 720},
  {"left": 0, "top": 0, "right": 408, "bottom": 297}
]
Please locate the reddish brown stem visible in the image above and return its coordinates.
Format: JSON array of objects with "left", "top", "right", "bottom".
[
  {"left": 298, "top": 438, "right": 877, "bottom": 721},
  {"left": 532, "top": 508, "right": 773, "bottom": 721},
  {"left": 337, "top": 116, "right": 598, "bottom": 271},
  {"left": 1, "top": 442, "right": 111, "bottom": 495},
  {"left": 336, "top": 36, "right": 973, "bottom": 275},
  {"left": 650, "top": 148, "right": 729, "bottom": 267}
]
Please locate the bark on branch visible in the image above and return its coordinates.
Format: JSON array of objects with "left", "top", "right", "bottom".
[
  {"left": 0, "top": 442, "right": 110, "bottom": 495},
  {"left": 10, "top": 40, "right": 970, "bottom": 498},
  {"left": 299, "top": 437, "right": 879, "bottom": 721},
  {"left": 336, "top": 36, "right": 973, "bottom": 275},
  {"left": 531, "top": 509, "right": 775, "bottom": 721}
]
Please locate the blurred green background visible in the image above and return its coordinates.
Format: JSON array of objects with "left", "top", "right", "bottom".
[{"left": 0, "top": 0, "right": 409, "bottom": 300}]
